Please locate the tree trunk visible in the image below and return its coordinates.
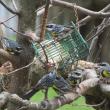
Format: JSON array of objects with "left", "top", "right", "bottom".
[
  {"left": 0, "top": 0, "right": 109, "bottom": 110},
  {"left": 8, "top": 0, "right": 41, "bottom": 98},
  {"left": 7, "top": 1, "right": 42, "bottom": 110}
]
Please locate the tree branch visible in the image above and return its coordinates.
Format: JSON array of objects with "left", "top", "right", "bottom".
[
  {"left": 0, "top": 49, "right": 16, "bottom": 63},
  {"left": 1, "top": 23, "right": 33, "bottom": 38},
  {"left": 36, "top": 2, "right": 110, "bottom": 28},
  {"left": 36, "top": 5, "right": 52, "bottom": 16},
  {"left": 78, "top": 4, "right": 110, "bottom": 27},
  {"left": 0, "top": 78, "right": 99, "bottom": 110},
  {"left": 0, "top": 0, "right": 19, "bottom": 15},
  {"left": 87, "top": 18, "right": 110, "bottom": 42},
  {"left": 11, "top": 0, "right": 18, "bottom": 12},
  {"left": 51, "top": 0, "right": 110, "bottom": 18}
]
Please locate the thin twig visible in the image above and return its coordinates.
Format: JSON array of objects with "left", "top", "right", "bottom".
[
  {"left": 11, "top": 0, "right": 18, "bottom": 12},
  {"left": 6, "top": 59, "right": 36, "bottom": 76},
  {"left": 51, "top": 0, "right": 110, "bottom": 18},
  {"left": 1, "top": 23, "right": 33, "bottom": 38},
  {"left": 36, "top": 5, "right": 52, "bottom": 16},
  {"left": 72, "top": 3, "right": 79, "bottom": 31},
  {"left": 36, "top": 2, "right": 110, "bottom": 32},
  {"left": 78, "top": 4, "right": 110, "bottom": 27},
  {"left": 0, "top": 0, "right": 19, "bottom": 15},
  {"left": 36, "top": 10, "right": 64, "bottom": 30},
  {"left": 0, "top": 15, "right": 17, "bottom": 24},
  {"left": 87, "top": 23, "right": 110, "bottom": 42},
  {"left": 93, "top": 23, "right": 110, "bottom": 62}
]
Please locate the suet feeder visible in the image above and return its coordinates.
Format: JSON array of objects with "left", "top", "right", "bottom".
[{"left": 33, "top": 22, "right": 89, "bottom": 68}]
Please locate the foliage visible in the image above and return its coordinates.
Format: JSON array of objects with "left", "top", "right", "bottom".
[{"left": 31, "top": 88, "right": 94, "bottom": 110}]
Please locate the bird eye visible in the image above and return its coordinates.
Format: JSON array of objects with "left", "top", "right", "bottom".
[
  {"left": 47, "top": 25, "right": 53, "bottom": 28},
  {"left": 75, "top": 72, "right": 81, "bottom": 76},
  {"left": 50, "top": 25, "right": 52, "bottom": 28}
]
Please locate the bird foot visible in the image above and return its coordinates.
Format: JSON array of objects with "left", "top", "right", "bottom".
[{"left": 43, "top": 98, "right": 49, "bottom": 101}]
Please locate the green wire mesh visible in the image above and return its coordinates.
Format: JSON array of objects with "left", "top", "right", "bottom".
[
  {"left": 59, "top": 22, "right": 89, "bottom": 62},
  {"left": 33, "top": 22, "right": 89, "bottom": 66}
]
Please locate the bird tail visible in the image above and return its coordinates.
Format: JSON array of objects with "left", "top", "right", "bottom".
[{"left": 22, "top": 86, "right": 39, "bottom": 100}]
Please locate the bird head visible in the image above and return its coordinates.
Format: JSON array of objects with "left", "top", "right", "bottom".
[
  {"left": 97, "top": 62, "right": 110, "bottom": 67},
  {"left": 46, "top": 24, "right": 56, "bottom": 31},
  {"left": 96, "top": 62, "right": 110, "bottom": 77},
  {"left": 49, "top": 69, "right": 57, "bottom": 79},
  {"left": 67, "top": 69, "right": 83, "bottom": 85},
  {"left": 68, "top": 69, "right": 83, "bottom": 80}
]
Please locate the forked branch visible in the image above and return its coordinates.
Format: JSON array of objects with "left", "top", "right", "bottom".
[
  {"left": 0, "top": 49, "right": 16, "bottom": 63},
  {"left": 0, "top": 0, "right": 19, "bottom": 15},
  {"left": 0, "top": 78, "right": 99, "bottom": 110},
  {"left": 78, "top": 4, "right": 110, "bottom": 27},
  {"left": 51, "top": 0, "right": 110, "bottom": 18}
]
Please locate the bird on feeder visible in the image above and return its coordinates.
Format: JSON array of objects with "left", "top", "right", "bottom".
[{"left": 46, "top": 23, "right": 72, "bottom": 40}]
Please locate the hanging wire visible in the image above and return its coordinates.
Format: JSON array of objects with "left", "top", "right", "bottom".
[
  {"left": 35, "top": 10, "right": 64, "bottom": 30},
  {"left": 71, "top": 2, "right": 80, "bottom": 68},
  {"left": 72, "top": 3, "right": 79, "bottom": 31}
]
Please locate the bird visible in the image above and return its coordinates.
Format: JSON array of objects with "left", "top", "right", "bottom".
[
  {"left": 0, "top": 36, "right": 22, "bottom": 55},
  {"left": 53, "top": 76, "right": 72, "bottom": 95},
  {"left": 96, "top": 62, "right": 110, "bottom": 78},
  {"left": 57, "top": 58, "right": 72, "bottom": 78},
  {"left": 67, "top": 69, "right": 83, "bottom": 86},
  {"left": 46, "top": 23, "right": 72, "bottom": 40},
  {"left": 22, "top": 69, "right": 57, "bottom": 100}
]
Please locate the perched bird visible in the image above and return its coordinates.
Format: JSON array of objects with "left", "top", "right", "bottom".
[
  {"left": 96, "top": 62, "right": 110, "bottom": 78},
  {"left": 46, "top": 23, "right": 72, "bottom": 39},
  {"left": 0, "top": 36, "right": 22, "bottom": 55},
  {"left": 67, "top": 69, "right": 83, "bottom": 86},
  {"left": 57, "top": 58, "right": 72, "bottom": 78},
  {"left": 53, "top": 76, "right": 72, "bottom": 95},
  {"left": 22, "top": 69, "right": 57, "bottom": 100}
]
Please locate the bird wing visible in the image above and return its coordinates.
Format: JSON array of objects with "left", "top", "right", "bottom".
[{"left": 54, "top": 77, "right": 72, "bottom": 92}]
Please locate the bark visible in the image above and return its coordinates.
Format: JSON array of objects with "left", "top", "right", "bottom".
[
  {"left": 51, "top": 0, "right": 110, "bottom": 18},
  {"left": 0, "top": 0, "right": 110, "bottom": 110},
  {"left": 7, "top": 0, "right": 41, "bottom": 95},
  {"left": 0, "top": 77, "right": 100, "bottom": 110},
  {"left": 3, "top": 0, "right": 42, "bottom": 110}
]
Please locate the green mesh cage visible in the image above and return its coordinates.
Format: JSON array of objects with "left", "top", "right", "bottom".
[
  {"left": 59, "top": 22, "right": 89, "bottom": 62},
  {"left": 34, "top": 22, "right": 89, "bottom": 65}
]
